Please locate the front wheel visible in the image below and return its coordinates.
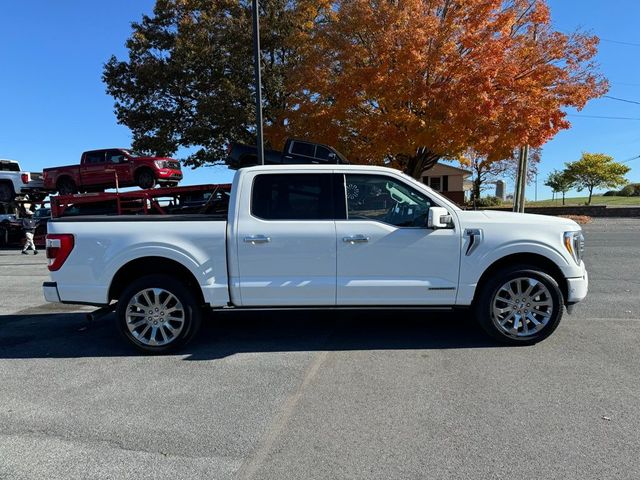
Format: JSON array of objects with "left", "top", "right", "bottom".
[
  {"left": 136, "top": 170, "right": 156, "bottom": 189},
  {"left": 116, "top": 274, "right": 202, "bottom": 354},
  {"left": 474, "top": 265, "right": 564, "bottom": 345}
]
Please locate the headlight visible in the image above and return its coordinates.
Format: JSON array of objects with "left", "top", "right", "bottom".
[
  {"left": 563, "top": 231, "right": 584, "bottom": 265},
  {"left": 154, "top": 160, "right": 168, "bottom": 169}
]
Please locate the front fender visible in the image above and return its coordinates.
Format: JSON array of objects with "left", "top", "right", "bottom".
[{"left": 457, "top": 239, "right": 576, "bottom": 306}]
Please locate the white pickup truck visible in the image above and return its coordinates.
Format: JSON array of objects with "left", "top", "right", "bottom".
[
  {"left": 43, "top": 165, "right": 588, "bottom": 353},
  {"left": 0, "top": 159, "right": 45, "bottom": 203}
]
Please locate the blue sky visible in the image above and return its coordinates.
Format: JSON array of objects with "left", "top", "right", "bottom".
[{"left": 1, "top": 0, "right": 639, "bottom": 200}]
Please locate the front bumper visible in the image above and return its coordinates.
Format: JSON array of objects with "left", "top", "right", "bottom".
[
  {"left": 566, "top": 261, "right": 589, "bottom": 303},
  {"left": 156, "top": 169, "right": 183, "bottom": 182},
  {"left": 42, "top": 281, "right": 61, "bottom": 303}
]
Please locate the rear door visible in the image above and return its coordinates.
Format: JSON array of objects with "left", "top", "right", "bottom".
[
  {"left": 336, "top": 172, "right": 461, "bottom": 305},
  {"left": 234, "top": 172, "right": 341, "bottom": 306},
  {"left": 80, "top": 150, "right": 108, "bottom": 188}
]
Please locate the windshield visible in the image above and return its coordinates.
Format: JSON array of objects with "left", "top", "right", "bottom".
[{"left": 121, "top": 149, "right": 146, "bottom": 157}]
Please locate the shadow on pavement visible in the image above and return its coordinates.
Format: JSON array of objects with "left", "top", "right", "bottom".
[{"left": 0, "top": 309, "right": 502, "bottom": 360}]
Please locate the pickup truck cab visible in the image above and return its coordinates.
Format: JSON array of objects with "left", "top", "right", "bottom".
[
  {"left": 227, "top": 138, "right": 349, "bottom": 169},
  {"left": 43, "top": 165, "right": 588, "bottom": 353},
  {"left": 0, "top": 159, "right": 45, "bottom": 203},
  {"left": 43, "top": 149, "right": 183, "bottom": 194}
]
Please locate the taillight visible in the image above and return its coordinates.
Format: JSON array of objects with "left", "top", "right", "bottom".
[
  {"left": 21, "top": 173, "right": 29, "bottom": 184},
  {"left": 46, "top": 234, "right": 75, "bottom": 271}
]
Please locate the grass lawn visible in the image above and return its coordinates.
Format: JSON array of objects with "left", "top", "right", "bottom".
[{"left": 523, "top": 195, "right": 640, "bottom": 207}]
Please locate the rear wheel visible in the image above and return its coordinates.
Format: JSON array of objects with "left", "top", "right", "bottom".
[
  {"left": 474, "top": 265, "right": 564, "bottom": 345},
  {"left": 116, "top": 274, "right": 202, "bottom": 354},
  {"left": 136, "top": 170, "right": 156, "bottom": 189},
  {"left": 0, "top": 182, "right": 14, "bottom": 203},
  {"left": 57, "top": 178, "right": 77, "bottom": 195}
]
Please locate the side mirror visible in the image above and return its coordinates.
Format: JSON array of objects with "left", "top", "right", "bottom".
[{"left": 428, "top": 207, "right": 453, "bottom": 229}]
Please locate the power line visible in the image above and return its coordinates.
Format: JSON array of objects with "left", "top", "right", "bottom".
[
  {"left": 600, "top": 38, "right": 640, "bottom": 47},
  {"left": 603, "top": 95, "right": 640, "bottom": 105},
  {"left": 622, "top": 155, "right": 640, "bottom": 163},
  {"left": 568, "top": 114, "right": 640, "bottom": 121},
  {"left": 611, "top": 82, "right": 640, "bottom": 87}
]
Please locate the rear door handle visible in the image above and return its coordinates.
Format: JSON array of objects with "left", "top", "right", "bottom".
[
  {"left": 244, "top": 235, "right": 271, "bottom": 244},
  {"left": 342, "top": 235, "right": 369, "bottom": 244}
]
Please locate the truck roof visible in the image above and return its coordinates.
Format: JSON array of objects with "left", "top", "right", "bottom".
[
  {"left": 236, "top": 164, "right": 462, "bottom": 211},
  {"left": 238, "top": 164, "right": 402, "bottom": 175}
]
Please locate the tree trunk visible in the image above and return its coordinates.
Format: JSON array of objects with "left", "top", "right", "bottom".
[
  {"left": 562, "top": 191, "right": 565, "bottom": 205},
  {"left": 403, "top": 147, "right": 441, "bottom": 180},
  {"left": 587, "top": 186, "right": 594, "bottom": 205}
]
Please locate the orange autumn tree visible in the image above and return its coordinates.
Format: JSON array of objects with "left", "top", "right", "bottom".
[{"left": 267, "top": 0, "right": 607, "bottom": 178}]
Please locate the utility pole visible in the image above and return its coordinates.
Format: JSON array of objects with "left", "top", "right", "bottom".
[
  {"left": 252, "top": 0, "right": 264, "bottom": 165},
  {"left": 514, "top": 27, "right": 536, "bottom": 213},
  {"left": 519, "top": 144, "right": 529, "bottom": 212},
  {"left": 512, "top": 145, "right": 530, "bottom": 213}
]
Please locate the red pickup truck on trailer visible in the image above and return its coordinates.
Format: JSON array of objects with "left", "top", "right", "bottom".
[{"left": 43, "top": 149, "right": 183, "bottom": 194}]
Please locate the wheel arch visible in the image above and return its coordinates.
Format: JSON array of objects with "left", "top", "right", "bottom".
[
  {"left": 472, "top": 252, "right": 568, "bottom": 306},
  {"left": 109, "top": 256, "right": 205, "bottom": 305},
  {"left": 0, "top": 179, "right": 16, "bottom": 200},
  {"left": 134, "top": 166, "right": 156, "bottom": 180},
  {"left": 56, "top": 175, "right": 76, "bottom": 188}
]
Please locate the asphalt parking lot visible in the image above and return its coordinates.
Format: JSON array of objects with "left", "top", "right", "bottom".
[{"left": 0, "top": 218, "right": 639, "bottom": 480}]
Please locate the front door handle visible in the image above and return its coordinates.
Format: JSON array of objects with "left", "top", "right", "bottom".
[
  {"left": 244, "top": 235, "right": 271, "bottom": 244},
  {"left": 342, "top": 235, "right": 369, "bottom": 244}
]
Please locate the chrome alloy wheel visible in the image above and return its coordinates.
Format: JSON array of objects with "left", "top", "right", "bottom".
[
  {"left": 491, "top": 277, "right": 554, "bottom": 337},
  {"left": 125, "top": 288, "right": 185, "bottom": 346}
]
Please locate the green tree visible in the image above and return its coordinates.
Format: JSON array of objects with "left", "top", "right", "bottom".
[
  {"left": 102, "top": 0, "right": 322, "bottom": 168},
  {"left": 544, "top": 169, "right": 574, "bottom": 205},
  {"left": 461, "top": 148, "right": 540, "bottom": 205},
  {"left": 564, "top": 153, "right": 630, "bottom": 205}
]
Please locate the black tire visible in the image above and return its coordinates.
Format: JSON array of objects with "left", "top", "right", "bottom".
[
  {"left": 0, "top": 182, "right": 15, "bottom": 203},
  {"left": 136, "top": 169, "right": 156, "bottom": 189},
  {"left": 57, "top": 178, "right": 77, "bottom": 195},
  {"left": 474, "top": 265, "right": 564, "bottom": 345},
  {"left": 115, "top": 274, "right": 202, "bottom": 354}
]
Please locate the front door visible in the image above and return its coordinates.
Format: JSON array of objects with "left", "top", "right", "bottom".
[
  {"left": 235, "top": 172, "right": 340, "bottom": 306},
  {"left": 104, "top": 149, "right": 132, "bottom": 187},
  {"left": 336, "top": 173, "right": 461, "bottom": 305},
  {"left": 81, "top": 150, "right": 109, "bottom": 189}
]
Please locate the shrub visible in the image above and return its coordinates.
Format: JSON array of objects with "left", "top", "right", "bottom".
[
  {"left": 618, "top": 183, "right": 640, "bottom": 197},
  {"left": 474, "top": 196, "right": 502, "bottom": 207},
  {"left": 602, "top": 190, "right": 618, "bottom": 196}
]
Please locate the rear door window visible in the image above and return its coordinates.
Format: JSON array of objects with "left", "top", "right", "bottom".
[
  {"left": 290, "top": 141, "right": 315, "bottom": 158},
  {"left": 85, "top": 151, "right": 105, "bottom": 164},
  {"left": 252, "top": 173, "right": 335, "bottom": 220}
]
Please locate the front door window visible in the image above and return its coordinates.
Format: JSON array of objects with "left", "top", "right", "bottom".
[{"left": 345, "top": 174, "right": 433, "bottom": 227}]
